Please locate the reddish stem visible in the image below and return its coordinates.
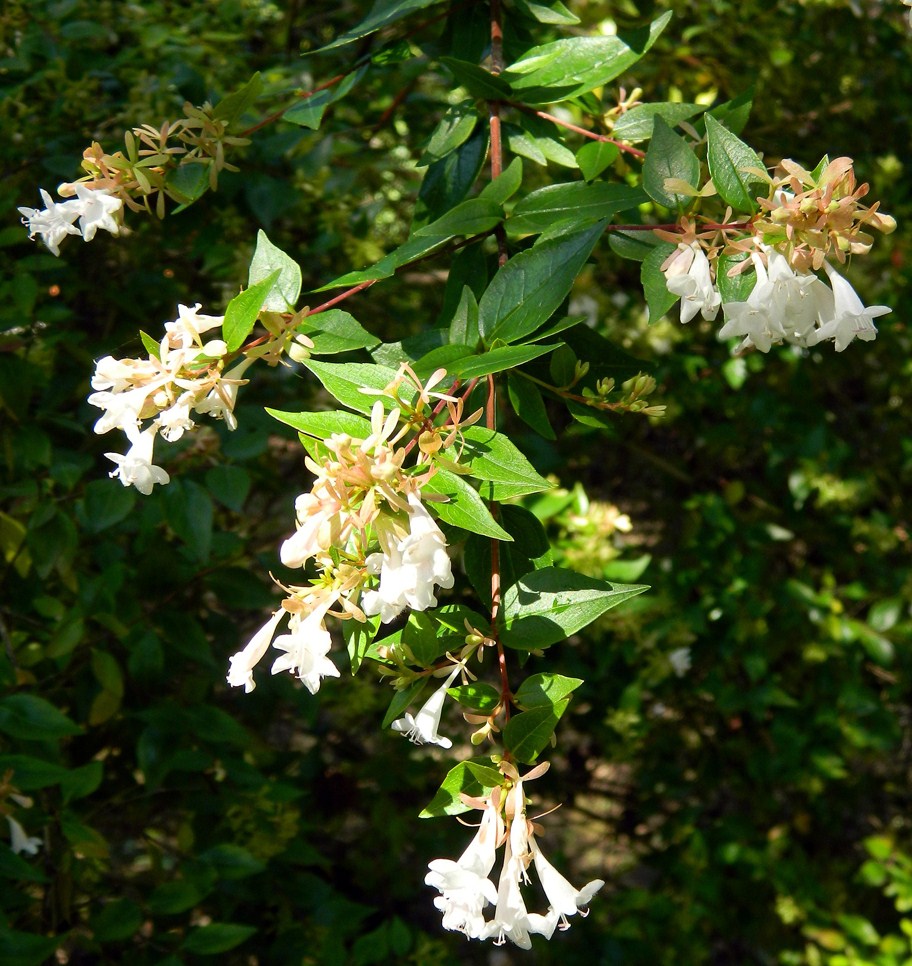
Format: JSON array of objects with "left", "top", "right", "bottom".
[
  {"left": 304, "top": 278, "right": 378, "bottom": 316},
  {"left": 240, "top": 73, "right": 350, "bottom": 137},
  {"left": 519, "top": 105, "right": 646, "bottom": 160}
]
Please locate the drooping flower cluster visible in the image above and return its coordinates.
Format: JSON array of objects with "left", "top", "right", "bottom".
[
  {"left": 426, "top": 763, "right": 604, "bottom": 948},
  {"left": 19, "top": 185, "right": 123, "bottom": 256},
  {"left": 227, "top": 377, "right": 469, "bottom": 694},
  {"left": 88, "top": 303, "right": 255, "bottom": 494},
  {"left": 659, "top": 157, "right": 894, "bottom": 354}
]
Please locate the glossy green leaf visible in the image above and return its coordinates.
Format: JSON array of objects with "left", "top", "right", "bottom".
[
  {"left": 503, "top": 12, "right": 672, "bottom": 104},
  {"left": 419, "top": 758, "right": 503, "bottom": 817},
  {"left": 716, "top": 253, "right": 756, "bottom": 304},
  {"left": 0, "top": 694, "right": 82, "bottom": 740},
  {"left": 447, "top": 682, "right": 501, "bottom": 712},
  {"left": 503, "top": 703, "right": 570, "bottom": 763},
  {"left": 420, "top": 102, "right": 478, "bottom": 164},
  {"left": 460, "top": 425, "right": 553, "bottom": 499},
  {"left": 267, "top": 407, "right": 373, "bottom": 438},
  {"left": 513, "top": 0, "right": 580, "bottom": 24},
  {"left": 643, "top": 117, "right": 700, "bottom": 210},
  {"left": 212, "top": 72, "right": 262, "bottom": 123},
  {"left": 296, "top": 309, "right": 380, "bottom": 354},
  {"left": 449, "top": 342, "right": 557, "bottom": 380},
  {"left": 514, "top": 672, "right": 583, "bottom": 709},
  {"left": 448, "top": 286, "right": 480, "bottom": 348},
  {"left": 507, "top": 373, "right": 556, "bottom": 439},
  {"left": 423, "top": 469, "right": 512, "bottom": 540},
  {"left": 248, "top": 231, "right": 302, "bottom": 311},
  {"left": 440, "top": 57, "right": 513, "bottom": 100},
  {"left": 507, "top": 182, "right": 647, "bottom": 236},
  {"left": 641, "top": 242, "right": 678, "bottom": 323},
  {"left": 478, "top": 157, "right": 524, "bottom": 204},
  {"left": 223, "top": 270, "right": 280, "bottom": 352},
  {"left": 414, "top": 127, "right": 488, "bottom": 226},
  {"left": 479, "top": 223, "right": 604, "bottom": 344},
  {"left": 613, "top": 102, "right": 704, "bottom": 142},
  {"left": 301, "top": 360, "right": 403, "bottom": 414},
  {"left": 705, "top": 114, "right": 766, "bottom": 214},
  {"left": 317, "top": 0, "right": 444, "bottom": 50},
  {"left": 576, "top": 141, "right": 620, "bottom": 181},
  {"left": 500, "top": 567, "right": 649, "bottom": 649}
]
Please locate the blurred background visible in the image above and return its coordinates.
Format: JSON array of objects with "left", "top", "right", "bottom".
[{"left": 1, "top": 0, "right": 910, "bottom": 962}]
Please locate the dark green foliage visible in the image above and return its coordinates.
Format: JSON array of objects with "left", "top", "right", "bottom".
[{"left": 1, "top": 0, "right": 911, "bottom": 964}]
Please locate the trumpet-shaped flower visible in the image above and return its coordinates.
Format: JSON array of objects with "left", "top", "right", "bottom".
[
  {"left": 270, "top": 599, "right": 341, "bottom": 694},
  {"left": 105, "top": 425, "right": 169, "bottom": 495},
  {"left": 529, "top": 837, "right": 604, "bottom": 926},
  {"left": 663, "top": 243, "right": 722, "bottom": 324},
  {"left": 71, "top": 183, "right": 122, "bottom": 242},
  {"left": 808, "top": 260, "right": 891, "bottom": 352},
  {"left": 362, "top": 494, "right": 454, "bottom": 623},
  {"left": 226, "top": 609, "right": 287, "bottom": 693},
  {"left": 18, "top": 189, "right": 82, "bottom": 256},
  {"left": 391, "top": 662, "right": 463, "bottom": 748},
  {"left": 6, "top": 815, "right": 42, "bottom": 856}
]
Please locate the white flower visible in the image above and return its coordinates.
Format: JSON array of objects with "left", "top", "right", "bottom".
[
  {"left": 18, "top": 189, "right": 82, "bottom": 256},
  {"left": 192, "top": 357, "right": 254, "bottom": 431},
  {"left": 156, "top": 395, "right": 196, "bottom": 442},
  {"left": 88, "top": 385, "right": 152, "bottom": 435},
  {"left": 425, "top": 798, "right": 503, "bottom": 938},
  {"left": 669, "top": 647, "right": 692, "bottom": 677},
  {"left": 391, "top": 662, "right": 463, "bottom": 748},
  {"left": 105, "top": 425, "right": 170, "bottom": 495},
  {"left": 764, "top": 250, "right": 832, "bottom": 344},
  {"left": 226, "top": 609, "right": 287, "bottom": 693},
  {"left": 529, "top": 837, "right": 604, "bottom": 927},
  {"left": 663, "top": 243, "right": 722, "bottom": 325},
  {"left": 7, "top": 815, "right": 41, "bottom": 856},
  {"left": 361, "top": 494, "right": 454, "bottom": 623},
  {"left": 808, "top": 261, "right": 891, "bottom": 352},
  {"left": 270, "top": 600, "right": 341, "bottom": 694},
  {"left": 718, "top": 255, "right": 784, "bottom": 353},
  {"left": 71, "top": 183, "right": 122, "bottom": 242},
  {"left": 164, "top": 303, "right": 226, "bottom": 351},
  {"left": 279, "top": 490, "right": 340, "bottom": 569}
]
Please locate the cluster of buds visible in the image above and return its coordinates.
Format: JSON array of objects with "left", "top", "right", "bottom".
[
  {"left": 586, "top": 372, "right": 666, "bottom": 417},
  {"left": 226, "top": 368, "right": 481, "bottom": 696},
  {"left": 426, "top": 762, "right": 604, "bottom": 948},
  {"left": 659, "top": 157, "right": 894, "bottom": 354},
  {"left": 88, "top": 303, "right": 264, "bottom": 494}
]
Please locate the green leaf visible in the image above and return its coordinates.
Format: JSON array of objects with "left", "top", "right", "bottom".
[
  {"left": 200, "top": 843, "right": 266, "bottom": 880},
  {"left": 223, "top": 269, "right": 280, "bottom": 352},
  {"left": 643, "top": 117, "right": 700, "bottom": 210},
  {"left": 267, "top": 407, "right": 373, "bottom": 438},
  {"left": 165, "top": 162, "right": 210, "bottom": 206},
  {"left": 440, "top": 57, "right": 513, "bottom": 100},
  {"left": 503, "top": 12, "right": 672, "bottom": 105},
  {"left": 502, "top": 703, "right": 570, "bottom": 763},
  {"left": 705, "top": 114, "right": 766, "bottom": 214},
  {"left": 0, "top": 930, "right": 59, "bottom": 966},
  {"left": 163, "top": 479, "right": 214, "bottom": 563},
  {"left": 422, "top": 469, "right": 512, "bottom": 541},
  {"left": 80, "top": 479, "right": 136, "bottom": 533},
  {"left": 478, "top": 157, "right": 524, "bottom": 204},
  {"left": 447, "top": 682, "right": 501, "bottom": 712},
  {"left": 641, "top": 242, "right": 678, "bottom": 323},
  {"left": 479, "top": 223, "right": 604, "bottom": 344},
  {"left": 344, "top": 613, "right": 381, "bottom": 673},
  {"left": 460, "top": 426, "right": 553, "bottom": 500},
  {"left": 608, "top": 227, "right": 664, "bottom": 262},
  {"left": 248, "top": 231, "right": 302, "bottom": 311},
  {"left": 419, "top": 758, "right": 503, "bottom": 817},
  {"left": 414, "top": 127, "right": 488, "bottom": 227},
  {"left": 420, "top": 102, "right": 478, "bottom": 164},
  {"left": 716, "top": 254, "right": 756, "bottom": 304},
  {"left": 301, "top": 360, "right": 403, "bottom": 414},
  {"left": 296, "top": 309, "right": 380, "bottom": 355},
  {"left": 384, "top": 605, "right": 486, "bottom": 667},
  {"left": 500, "top": 567, "right": 648, "bottom": 649},
  {"left": 507, "top": 182, "right": 647, "bottom": 236},
  {"left": 381, "top": 679, "right": 427, "bottom": 729},
  {"left": 0, "top": 754, "right": 71, "bottom": 790},
  {"left": 0, "top": 843, "right": 48, "bottom": 883},
  {"left": 212, "top": 72, "right": 263, "bottom": 124},
  {"left": 139, "top": 329, "right": 161, "bottom": 359},
  {"left": 0, "top": 694, "right": 82, "bottom": 740},
  {"left": 513, "top": 0, "right": 580, "bottom": 25},
  {"left": 613, "top": 102, "right": 704, "bottom": 143},
  {"left": 576, "top": 141, "right": 620, "bottom": 181},
  {"left": 181, "top": 923, "right": 258, "bottom": 955},
  {"left": 449, "top": 342, "right": 557, "bottom": 381},
  {"left": 317, "top": 0, "right": 444, "bottom": 50},
  {"left": 204, "top": 465, "right": 251, "bottom": 513},
  {"left": 284, "top": 68, "right": 366, "bottom": 130},
  {"left": 514, "top": 672, "right": 583, "bottom": 709},
  {"left": 148, "top": 880, "right": 210, "bottom": 915},
  {"left": 91, "top": 898, "right": 143, "bottom": 943},
  {"left": 507, "top": 373, "right": 556, "bottom": 439},
  {"left": 448, "top": 286, "right": 480, "bottom": 348},
  {"left": 708, "top": 88, "right": 754, "bottom": 136}
]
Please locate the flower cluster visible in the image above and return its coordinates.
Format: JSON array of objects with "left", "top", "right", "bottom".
[
  {"left": 227, "top": 392, "right": 460, "bottom": 694},
  {"left": 659, "top": 157, "right": 894, "bottom": 354},
  {"left": 19, "top": 185, "right": 123, "bottom": 256},
  {"left": 426, "top": 763, "right": 604, "bottom": 948},
  {"left": 88, "top": 303, "right": 253, "bottom": 494},
  {"left": 662, "top": 243, "right": 891, "bottom": 354}
]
